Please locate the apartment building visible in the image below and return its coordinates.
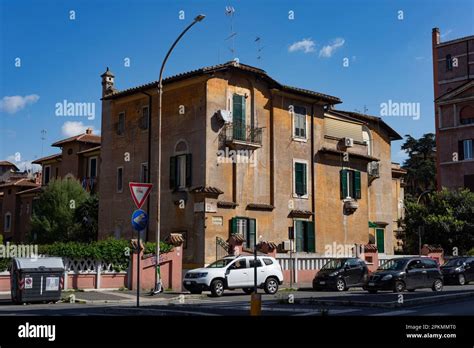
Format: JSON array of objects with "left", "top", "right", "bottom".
[
  {"left": 98, "top": 61, "right": 403, "bottom": 266},
  {"left": 432, "top": 28, "right": 474, "bottom": 191}
]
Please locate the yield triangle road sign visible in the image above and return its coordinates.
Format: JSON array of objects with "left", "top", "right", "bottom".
[{"left": 129, "top": 182, "right": 153, "bottom": 209}]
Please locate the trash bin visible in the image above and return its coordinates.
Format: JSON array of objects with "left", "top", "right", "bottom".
[{"left": 10, "top": 257, "right": 65, "bottom": 304}]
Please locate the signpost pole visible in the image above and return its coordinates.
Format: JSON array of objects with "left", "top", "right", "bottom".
[{"left": 136, "top": 228, "right": 140, "bottom": 307}]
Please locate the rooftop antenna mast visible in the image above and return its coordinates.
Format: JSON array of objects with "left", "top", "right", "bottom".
[
  {"left": 40, "top": 129, "right": 47, "bottom": 157},
  {"left": 225, "top": 6, "right": 237, "bottom": 59},
  {"left": 255, "top": 36, "right": 265, "bottom": 63}
]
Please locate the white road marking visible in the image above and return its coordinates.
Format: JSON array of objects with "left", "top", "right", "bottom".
[{"left": 371, "top": 310, "right": 415, "bottom": 316}]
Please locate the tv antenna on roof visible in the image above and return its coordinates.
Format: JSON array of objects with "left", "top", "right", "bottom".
[
  {"left": 40, "top": 129, "right": 47, "bottom": 157},
  {"left": 255, "top": 36, "right": 265, "bottom": 62},
  {"left": 225, "top": 6, "right": 237, "bottom": 59}
]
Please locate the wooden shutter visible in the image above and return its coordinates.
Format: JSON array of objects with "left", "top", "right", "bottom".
[
  {"left": 295, "top": 162, "right": 306, "bottom": 196},
  {"left": 459, "top": 141, "right": 465, "bottom": 160},
  {"left": 295, "top": 220, "right": 304, "bottom": 252},
  {"left": 248, "top": 218, "right": 256, "bottom": 249},
  {"left": 340, "top": 169, "right": 348, "bottom": 199},
  {"left": 169, "top": 156, "right": 176, "bottom": 189},
  {"left": 376, "top": 229, "right": 385, "bottom": 253},
  {"left": 231, "top": 217, "right": 238, "bottom": 234},
  {"left": 232, "top": 94, "right": 245, "bottom": 140},
  {"left": 186, "top": 154, "right": 192, "bottom": 187},
  {"left": 306, "top": 221, "right": 315, "bottom": 252},
  {"left": 354, "top": 171, "right": 361, "bottom": 199}
]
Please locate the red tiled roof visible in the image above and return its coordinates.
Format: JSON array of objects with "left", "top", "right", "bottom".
[
  {"left": 0, "top": 161, "right": 19, "bottom": 171},
  {"left": 103, "top": 61, "right": 342, "bottom": 104},
  {"left": 0, "top": 178, "right": 39, "bottom": 188},
  {"left": 32, "top": 153, "right": 62, "bottom": 164},
  {"left": 52, "top": 133, "right": 101, "bottom": 147},
  {"left": 77, "top": 146, "right": 101, "bottom": 155},
  {"left": 16, "top": 186, "right": 42, "bottom": 195}
]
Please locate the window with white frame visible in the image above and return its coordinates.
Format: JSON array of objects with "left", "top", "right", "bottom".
[{"left": 293, "top": 105, "right": 307, "bottom": 139}]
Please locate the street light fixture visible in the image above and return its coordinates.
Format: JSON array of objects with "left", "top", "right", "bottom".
[{"left": 152, "top": 14, "right": 206, "bottom": 294}]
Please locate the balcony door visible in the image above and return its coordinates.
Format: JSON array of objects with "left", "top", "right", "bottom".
[{"left": 232, "top": 94, "right": 246, "bottom": 141}]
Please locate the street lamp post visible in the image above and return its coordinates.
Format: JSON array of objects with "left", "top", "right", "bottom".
[{"left": 153, "top": 14, "right": 206, "bottom": 294}]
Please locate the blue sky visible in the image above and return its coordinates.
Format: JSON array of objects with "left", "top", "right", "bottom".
[{"left": 1, "top": 0, "right": 473, "bottom": 170}]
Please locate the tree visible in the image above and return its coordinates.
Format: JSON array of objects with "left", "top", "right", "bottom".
[
  {"left": 30, "top": 178, "right": 93, "bottom": 243},
  {"left": 401, "top": 188, "right": 474, "bottom": 255},
  {"left": 401, "top": 133, "right": 436, "bottom": 197},
  {"left": 73, "top": 195, "right": 99, "bottom": 242}
]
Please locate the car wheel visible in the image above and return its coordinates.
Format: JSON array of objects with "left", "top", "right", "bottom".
[
  {"left": 242, "top": 288, "right": 254, "bottom": 294},
  {"left": 210, "top": 279, "right": 224, "bottom": 297},
  {"left": 190, "top": 290, "right": 202, "bottom": 295},
  {"left": 335, "top": 279, "right": 346, "bottom": 292},
  {"left": 393, "top": 280, "right": 405, "bottom": 293},
  {"left": 432, "top": 279, "right": 443, "bottom": 292},
  {"left": 368, "top": 290, "right": 377, "bottom": 294},
  {"left": 457, "top": 274, "right": 466, "bottom": 286},
  {"left": 264, "top": 277, "right": 279, "bottom": 294}
]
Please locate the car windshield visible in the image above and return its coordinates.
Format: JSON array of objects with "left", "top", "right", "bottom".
[
  {"left": 378, "top": 259, "right": 408, "bottom": 271},
  {"left": 443, "top": 258, "right": 465, "bottom": 267},
  {"left": 206, "top": 258, "right": 234, "bottom": 268},
  {"left": 321, "top": 259, "right": 346, "bottom": 270}
]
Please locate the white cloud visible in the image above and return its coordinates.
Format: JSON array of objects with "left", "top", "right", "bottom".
[
  {"left": 415, "top": 56, "right": 425, "bottom": 61},
  {"left": 319, "top": 38, "right": 345, "bottom": 58},
  {"left": 0, "top": 94, "right": 40, "bottom": 114},
  {"left": 288, "top": 38, "right": 316, "bottom": 53},
  {"left": 5, "top": 154, "right": 41, "bottom": 173},
  {"left": 61, "top": 121, "right": 94, "bottom": 137},
  {"left": 441, "top": 29, "right": 453, "bottom": 40}
]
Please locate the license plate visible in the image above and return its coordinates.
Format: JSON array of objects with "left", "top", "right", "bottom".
[
  {"left": 368, "top": 282, "right": 375, "bottom": 286},
  {"left": 185, "top": 281, "right": 191, "bottom": 285},
  {"left": 319, "top": 281, "right": 326, "bottom": 285}
]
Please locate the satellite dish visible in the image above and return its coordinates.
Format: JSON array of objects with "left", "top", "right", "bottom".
[{"left": 217, "top": 109, "right": 232, "bottom": 123}]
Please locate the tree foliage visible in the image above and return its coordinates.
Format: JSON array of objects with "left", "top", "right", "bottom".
[
  {"left": 401, "top": 133, "right": 436, "bottom": 197},
  {"left": 401, "top": 188, "right": 474, "bottom": 255}
]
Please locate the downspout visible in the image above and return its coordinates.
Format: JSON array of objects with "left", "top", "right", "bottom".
[
  {"left": 310, "top": 103, "right": 316, "bottom": 223},
  {"left": 142, "top": 91, "right": 153, "bottom": 242}
]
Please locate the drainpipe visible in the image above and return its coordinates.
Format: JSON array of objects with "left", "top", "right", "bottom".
[
  {"left": 142, "top": 92, "right": 153, "bottom": 242},
  {"left": 310, "top": 104, "right": 316, "bottom": 224}
]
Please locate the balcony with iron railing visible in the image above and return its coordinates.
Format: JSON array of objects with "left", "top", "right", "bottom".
[{"left": 223, "top": 122, "right": 263, "bottom": 149}]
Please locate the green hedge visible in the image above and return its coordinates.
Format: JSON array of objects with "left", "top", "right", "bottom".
[{"left": 0, "top": 238, "right": 173, "bottom": 272}]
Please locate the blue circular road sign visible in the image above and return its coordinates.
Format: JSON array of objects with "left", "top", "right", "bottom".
[{"left": 131, "top": 209, "right": 148, "bottom": 231}]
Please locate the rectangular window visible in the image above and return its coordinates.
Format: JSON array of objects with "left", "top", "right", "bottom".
[
  {"left": 170, "top": 154, "right": 192, "bottom": 190},
  {"left": 44, "top": 165, "right": 51, "bottom": 185},
  {"left": 462, "top": 139, "right": 473, "bottom": 160},
  {"left": 340, "top": 169, "right": 362, "bottom": 199},
  {"left": 117, "top": 112, "right": 125, "bottom": 135},
  {"left": 376, "top": 228, "right": 385, "bottom": 253},
  {"left": 4, "top": 213, "right": 11, "bottom": 232},
  {"left": 231, "top": 217, "right": 256, "bottom": 249},
  {"left": 446, "top": 54, "right": 453, "bottom": 71},
  {"left": 140, "top": 106, "right": 149, "bottom": 130},
  {"left": 294, "top": 161, "right": 308, "bottom": 197},
  {"left": 293, "top": 106, "right": 307, "bottom": 139},
  {"left": 232, "top": 94, "right": 246, "bottom": 141},
  {"left": 141, "top": 162, "right": 149, "bottom": 182},
  {"left": 117, "top": 167, "right": 123, "bottom": 192},
  {"left": 55, "top": 167, "right": 59, "bottom": 179},
  {"left": 88, "top": 157, "right": 98, "bottom": 178},
  {"left": 295, "top": 220, "right": 315, "bottom": 252}
]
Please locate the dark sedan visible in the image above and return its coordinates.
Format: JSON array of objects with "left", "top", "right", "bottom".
[
  {"left": 441, "top": 257, "right": 474, "bottom": 285},
  {"left": 364, "top": 257, "right": 443, "bottom": 293},
  {"left": 313, "top": 258, "right": 368, "bottom": 291}
]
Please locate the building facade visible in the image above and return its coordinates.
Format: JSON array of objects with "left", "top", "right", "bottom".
[
  {"left": 98, "top": 61, "right": 404, "bottom": 266},
  {"left": 432, "top": 28, "right": 474, "bottom": 191}
]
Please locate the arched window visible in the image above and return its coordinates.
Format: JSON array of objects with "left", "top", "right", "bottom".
[
  {"left": 174, "top": 140, "right": 188, "bottom": 154},
  {"left": 362, "top": 126, "right": 372, "bottom": 156},
  {"left": 460, "top": 105, "right": 474, "bottom": 125},
  {"left": 171, "top": 140, "right": 192, "bottom": 190}
]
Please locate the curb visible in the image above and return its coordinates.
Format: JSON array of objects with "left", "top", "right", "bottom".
[{"left": 294, "top": 291, "right": 474, "bottom": 308}]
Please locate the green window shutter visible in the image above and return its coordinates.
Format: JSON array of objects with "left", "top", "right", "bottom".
[
  {"left": 340, "top": 169, "right": 348, "bottom": 199},
  {"left": 354, "top": 170, "right": 361, "bottom": 199},
  {"left": 169, "top": 156, "right": 176, "bottom": 189},
  {"left": 185, "top": 154, "right": 192, "bottom": 187},
  {"left": 248, "top": 218, "right": 256, "bottom": 249},
  {"left": 376, "top": 228, "right": 385, "bottom": 253},
  {"left": 232, "top": 94, "right": 246, "bottom": 140},
  {"left": 231, "top": 217, "right": 238, "bottom": 234},
  {"left": 295, "top": 162, "right": 306, "bottom": 196},
  {"left": 306, "top": 221, "right": 315, "bottom": 252},
  {"left": 295, "top": 220, "right": 304, "bottom": 252}
]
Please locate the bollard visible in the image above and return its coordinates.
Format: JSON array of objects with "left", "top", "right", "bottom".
[{"left": 250, "top": 293, "right": 261, "bottom": 316}]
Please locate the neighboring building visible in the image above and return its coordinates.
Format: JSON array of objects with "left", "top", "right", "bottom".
[
  {"left": 432, "top": 28, "right": 474, "bottom": 191},
  {"left": 98, "top": 61, "right": 404, "bottom": 266},
  {"left": 0, "top": 161, "right": 19, "bottom": 182},
  {"left": 32, "top": 129, "right": 101, "bottom": 194}
]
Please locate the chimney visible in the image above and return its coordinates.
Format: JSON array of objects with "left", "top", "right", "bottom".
[
  {"left": 432, "top": 27, "right": 440, "bottom": 46},
  {"left": 101, "top": 67, "right": 116, "bottom": 97},
  {"left": 85, "top": 128, "right": 93, "bottom": 135}
]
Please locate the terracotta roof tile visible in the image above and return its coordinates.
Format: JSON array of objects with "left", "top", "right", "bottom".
[
  {"left": 32, "top": 153, "right": 62, "bottom": 164},
  {"left": 52, "top": 133, "right": 101, "bottom": 147}
]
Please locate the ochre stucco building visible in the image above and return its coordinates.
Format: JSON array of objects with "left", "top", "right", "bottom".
[{"left": 98, "top": 61, "right": 404, "bottom": 267}]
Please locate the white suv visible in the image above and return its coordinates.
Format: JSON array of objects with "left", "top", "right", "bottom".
[{"left": 183, "top": 255, "right": 284, "bottom": 297}]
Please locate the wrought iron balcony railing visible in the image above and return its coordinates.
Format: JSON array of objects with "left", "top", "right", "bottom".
[{"left": 223, "top": 122, "right": 263, "bottom": 148}]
